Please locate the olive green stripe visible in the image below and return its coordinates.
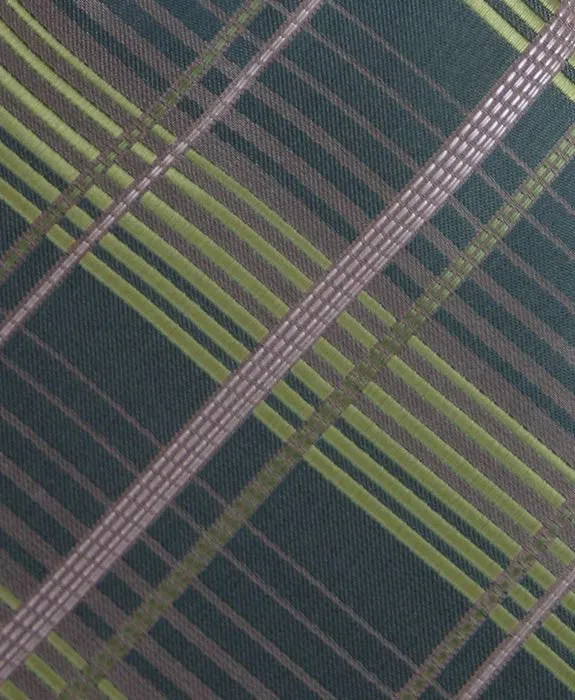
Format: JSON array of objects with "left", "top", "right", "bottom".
[
  {"left": 400, "top": 499, "right": 575, "bottom": 697},
  {"left": 1, "top": 11, "right": 572, "bottom": 480},
  {"left": 0, "top": 0, "right": 263, "bottom": 283},
  {"left": 2, "top": 94, "right": 572, "bottom": 509},
  {"left": 60, "top": 126, "right": 575, "bottom": 696},
  {"left": 0, "top": 585, "right": 126, "bottom": 700},
  {"left": 2, "top": 103, "right": 573, "bottom": 541},
  {"left": 464, "top": 0, "right": 575, "bottom": 101},
  {"left": 0, "top": 124, "right": 566, "bottom": 536}
]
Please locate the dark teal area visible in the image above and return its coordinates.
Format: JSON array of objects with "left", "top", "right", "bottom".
[
  {"left": 0, "top": 363, "right": 132, "bottom": 500},
  {"left": 97, "top": 571, "right": 142, "bottom": 615},
  {"left": 481, "top": 147, "right": 530, "bottom": 198},
  {"left": 336, "top": 418, "right": 509, "bottom": 569},
  {"left": 213, "top": 122, "right": 358, "bottom": 241},
  {"left": 155, "top": 0, "right": 220, "bottom": 41},
  {"left": 482, "top": 250, "right": 574, "bottom": 344},
  {"left": 457, "top": 279, "right": 575, "bottom": 391},
  {"left": 407, "top": 234, "right": 449, "bottom": 275},
  {"left": 98, "top": 0, "right": 197, "bottom": 68},
  {"left": 92, "top": 244, "right": 238, "bottom": 372},
  {"left": 176, "top": 95, "right": 204, "bottom": 120},
  {"left": 484, "top": 648, "right": 574, "bottom": 699},
  {"left": 247, "top": 4, "right": 284, "bottom": 42},
  {"left": 235, "top": 91, "right": 386, "bottom": 217},
  {"left": 122, "top": 541, "right": 170, "bottom": 588},
  {"left": 551, "top": 156, "right": 575, "bottom": 209},
  {"left": 283, "top": 32, "right": 441, "bottom": 165},
  {"left": 211, "top": 0, "right": 244, "bottom": 11},
  {"left": 227, "top": 527, "right": 413, "bottom": 690},
  {"left": 74, "top": 602, "right": 114, "bottom": 641},
  {"left": 147, "top": 508, "right": 198, "bottom": 561},
  {"left": 312, "top": 4, "right": 462, "bottom": 136},
  {"left": 0, "top": 239, "right": 59, "bottom": 311},
  {"left": 201, "top": 555, "right": 387, "bottom": 699},
  {"left": 275, "top": 0, "right": 299, "bottom": 9},
  {"left": 0, "top": 198, "right": 27, "bottom": 255},
  {"left": 199, "top": 414, "right": 282, "bottom": 503},
  {"left": 430, "top": 204, "right": 478, "bottom": 249},
  {"left": 225, "top": 35, "right": 257, "bottom": 67},
  {"left": 384, "top": 262, "right": 423, "bottom": 300},
  {"left": 111, "top": 224, "right": 258, "bottom": 352},
  {"left": 25, "top": 267, "right": 217, "bottom": 443},
  {"left": 500, "top": 594, "right": 525, "bottom": 622},
  {"left": 316, "top": 435, "right": 491, "bottom": 589},
  {"left": 125, "top": 650, "right": 190, "bottom": 699},
  {"left": 485, "top": 0, "right": 536, "bottom": 40},
  {"left": 175, "top": 574, "right": 331, "bottom": 699},
  {"left": 250, "top": 463, "right": 469, "bottom": 665},
  {"left": 504, "top": 87, "right": 574, "bottom": 168},
  {"left": 435, "top": 307, "right": 575, "bottom": 436},
  {"left": 454, "top": 172, "right": 505, "bottom": 225},
  {"left": 200, "top": 67, "right": 230, "bottom": 96},
  {"left": 535, "top": 624, "right": 575, "bottom": 671},
  {"left": 516, "top": 202, "right": 575, "bottom": 282},
  {"left": 151, "top": 617, "right": 254, "bottom": 699},
  {"left": 4, "top": 333, "right": 157, "bottom": 468},
  {"left": 260, "top": 58, "right": 413, "bottom": 192},
  {"left": 0, "top": 527, "right": 47, "bottom": 581},
  {"left": 0, "top": 126, "right": 68, "bottom": 195},
  {"left": 54, "top": 0, "right": 170, "bottom": 92},
  {"left": 0, "top": 162, "right": 47, "bottom": 215},
  {"left": 438, "top": 618, "right": 505, "bottom": 693},
  {"left": 421, "top": 688, "right": 445, "bottom": 700},
  {"left": 174, "top": 481, "right": 223, "bottom": 530},
  {"left": 0, "top": 419, "right": 103, "bottom": 527},
  {"left": 333, "top": 0, "right": 516, "bottom": 109},
  {"left": 0, "top": 473, "right": 75, "bottom": 556}
]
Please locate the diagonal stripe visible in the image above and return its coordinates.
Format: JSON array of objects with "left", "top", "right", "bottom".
[
  {"left": 0, "top": 0, "right": 263, "bottom": 284},
  {"left": 0, "top": 0, "right": 325, "bottom": 350},
  {"left": 458, "top": 559, "right": 575, "bottom": 698},
  {"left": 399, "top": 497, "right": 575, "bottom": 698},
  {"left": 0, "top": 4, "right": 573, "bottom": 682},
  {"left": 62, "top": 104, "right": 575, "bottom": 700}
]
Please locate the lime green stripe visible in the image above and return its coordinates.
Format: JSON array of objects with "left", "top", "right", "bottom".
[
  {"left": 0, "top": 682, "right": 28, "bottom": 700},
  {"left": 24, "top": 657, "right": 65, "bottom": 694},
  {"left": 307, "top": 451, "right": 575, "bottom": 688},
  {"left": 6, "top": 0, "right": 140, "bottom": 117},
  {"left": 410, "top": 337, "right": 575, "bottom": 483},
  {"left": 3, "top": 123, "right": 574, "bottom": 567},
  {"left": 357, "top": 390, "right": 541, "bottom": 534},
  {"left": 323, "top": 427, "right": 501, "bottom": 578},
  {"left": 463, "top": 0, "right": 575, "bottom": 101},
  {"left": 0, "top": 20, "right": 122, "bottom": 137},
  {"left": 2, "top": 32, "right": 572, "bottom": 489},
  {"left": 387, "top": 357, "right": 565, "bottom": 507},
  {"left": 344, "top": 409, "right": 520, "bottom": 557},
  {"left": 0, "top": 585, "right": 19, "bottom": 611},
  {"left": 3, "top": 147, "right": 575, "bottom": 597}
]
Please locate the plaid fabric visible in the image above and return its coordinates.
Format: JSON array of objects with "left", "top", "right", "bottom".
[{"left": 1, "top": 0, "right": 574, "bottom": 698}]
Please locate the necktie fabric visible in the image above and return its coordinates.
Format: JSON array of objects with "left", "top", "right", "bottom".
[{"left": 1, "top": 1, "right": 574, "bottom": 698}]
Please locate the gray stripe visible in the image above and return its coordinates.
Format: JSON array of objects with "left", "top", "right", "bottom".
[
  {"left": 0, "top": 0, "right": 325, "bottom": 348},
  {"left": 0, "top": 4, "right": 573, "bottom": 681},
  {"left": 458, "top": 562, "right": 575, "bottom": 699}
]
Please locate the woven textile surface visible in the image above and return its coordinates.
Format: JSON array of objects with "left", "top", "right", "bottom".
[{"left": 1, "top": 0, "right": 575, "bottom": 697}]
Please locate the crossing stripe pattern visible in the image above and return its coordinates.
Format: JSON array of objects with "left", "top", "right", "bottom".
[{"left": 1, "top": 0, "right": 575, "bottom": 698}]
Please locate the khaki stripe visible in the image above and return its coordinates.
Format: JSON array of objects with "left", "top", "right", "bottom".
[
  {"left": 0, "top": 0, "right": 264, "bottom": 283},
  {"left": 62, "top": 116, "right": 575, "bottom": 697}
]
